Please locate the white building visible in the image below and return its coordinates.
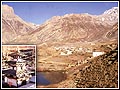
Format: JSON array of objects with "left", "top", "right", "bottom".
[
  {"left": 93, "top": 52, "right": 105, "bottom": 57},
  {"left": 5, "top": 76, "right": 17, "bottom": 87},
  {"left": 3, "top": 58, "right": 31, "bottom": 87},
  {"left": 60, "top": 50, "right": 73, "bottom": 56}
]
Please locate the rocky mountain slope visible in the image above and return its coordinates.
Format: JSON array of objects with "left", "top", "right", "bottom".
[
  {"left": 6, "top": 7, "right": 118, "bottom": 45},
  {"left": 74, "top": 46, "right": 118, "bottom": 88},
  {"left": 2, "top": 5, "right": 38, "bottom": 44},
  {"left": 56, "top": 42, "right": 118, "bottom": 88}
]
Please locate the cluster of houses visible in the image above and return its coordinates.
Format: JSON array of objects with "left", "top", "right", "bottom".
[
  {"left": 2, "top": 45, "right": 36, "bottom": 88},
  {"left": 54, "top": 46, "right": 105, "bottom": 57}
]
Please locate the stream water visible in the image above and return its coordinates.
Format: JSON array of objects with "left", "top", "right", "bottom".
[{"left": 36, "top": 71, "right": 67, "bottom": 85}]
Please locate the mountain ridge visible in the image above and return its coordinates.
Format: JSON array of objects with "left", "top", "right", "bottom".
[
  {"left": 2, "top": 5, "right": 38, "bottom": 44},
  {"left": 2, "top": 5, "right": 118, "bottom": 45}
]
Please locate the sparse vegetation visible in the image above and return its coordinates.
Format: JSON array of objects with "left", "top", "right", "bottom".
[{"left": 74, "top": 46, "right": 118, "bottom": 88}]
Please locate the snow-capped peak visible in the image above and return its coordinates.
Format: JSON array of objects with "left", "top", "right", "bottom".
[{"left": 103, "top": 7, "right": 118, "bottom": 15}]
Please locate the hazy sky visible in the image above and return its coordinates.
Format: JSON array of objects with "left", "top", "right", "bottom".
[{"left": 2, "top": 1, "right": 118, "bottom": 24}]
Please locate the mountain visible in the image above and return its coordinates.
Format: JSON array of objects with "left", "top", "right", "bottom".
[
  {"left": 2, "top": 6, "right": 118, "bottom": 45},
  {"left": 2, "top": 5, "right": 38, "bottom": 44},
  {"left": 99, "top": 7, "right": 118, "bottom": 25},
  {"left": 106, "top": 22, "right": 118, "bottom": 39}
]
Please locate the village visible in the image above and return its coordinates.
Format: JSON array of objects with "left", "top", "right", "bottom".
[
  {"left": 2, "top": 45, "right": 36, "bottom": 88},
  {"left": 36, "top": 41, "right": 118, "bottom": 88},
  {"left": 37, "top": 41, "right": 117, "bottom": 72},
  {"left": 37, "top": 43, "right": 105, "bottom": 71}
]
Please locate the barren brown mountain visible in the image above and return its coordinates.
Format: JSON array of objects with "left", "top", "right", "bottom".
[
  {"left": 2, "top": 5, "right": 37, "bottom": 44},
  {"left": 5, "top": 7, "right": 118, "bottom": 45}
]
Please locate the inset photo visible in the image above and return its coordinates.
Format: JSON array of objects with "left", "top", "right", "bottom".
[{"left": 2, "top": 45, "right": 36, "bottom": 88}]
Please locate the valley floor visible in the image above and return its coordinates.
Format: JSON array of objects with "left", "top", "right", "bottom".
[{"left": 36, "top": 41, "right": 118, "bottom": 88}]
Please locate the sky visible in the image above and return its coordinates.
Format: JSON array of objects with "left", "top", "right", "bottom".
[{"left": 2, "top": 1, "right": 118, "bottom": 24}]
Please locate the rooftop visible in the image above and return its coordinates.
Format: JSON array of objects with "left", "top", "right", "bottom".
[{"left": 2, "top": 69, "right": 16, "bottom": 76}]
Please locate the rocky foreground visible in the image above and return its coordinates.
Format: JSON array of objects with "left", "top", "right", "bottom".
[{"left": 58, "top": 44, "right": 118, "bottom": 88}]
